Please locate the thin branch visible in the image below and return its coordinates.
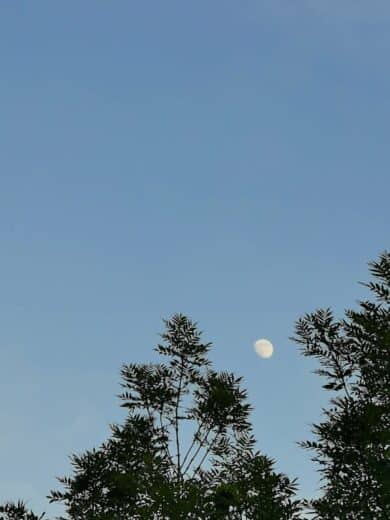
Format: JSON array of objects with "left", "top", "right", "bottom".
[
  {"left": 159, "top": 404, "right": 175, "bottom": 476},
  {"left": 190, "top": 427, "right": 222, "bottom": 480},
  {"left": 174, "top": 357, "right": 185, "bottom": 483},
  {"left": 180, "top": 417, "right": 206, "bottom": 472},
  {"left": 182, "top": 423, "right": 213, "bottom": 476}
]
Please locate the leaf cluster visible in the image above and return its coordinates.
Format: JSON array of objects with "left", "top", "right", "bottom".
[{"left": 0, "top": 501, "right": 45, "bottom": 520}]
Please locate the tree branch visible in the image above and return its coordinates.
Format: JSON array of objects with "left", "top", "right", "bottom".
[
  {"left": 182, "top": 422, "right": 213, "bottom": 476},
  {"left": 158, "top": 404, "right": 175, "bottom": 477},
  {"left": 180, "top": 417, "right": 206, "bottom": 472},
  {"left": 174, "top": 357, "right": 185, "bottom": 483},
  {"left": 190, "top": 427, "right": 222, "bottom": 480}
]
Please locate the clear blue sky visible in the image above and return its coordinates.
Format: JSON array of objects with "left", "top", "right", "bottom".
[{"left": 1, "top": 1, "right": 389, "bottom": 516}]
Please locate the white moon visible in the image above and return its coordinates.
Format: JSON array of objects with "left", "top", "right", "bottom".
[{"left": 254, "top": 339, "right": 274, "bottom": 359}]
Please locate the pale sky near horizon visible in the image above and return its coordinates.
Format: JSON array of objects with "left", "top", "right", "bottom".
[{"left": 1, "top": 2, "right": 389, "bottom": 516}]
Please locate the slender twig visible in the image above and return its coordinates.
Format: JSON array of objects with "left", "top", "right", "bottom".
[
  {"left": 191, "top": 427, "right": 221, "bottom": 480},
  {"left": 182, "top": 424, "right": 212, "bottom": 476},
  {"left": 174, "top": 357, "right": 185, "bottom": 483},
  {"left": 159, "top": 405, "right": 175, "bottom": 476},
  {"left": 180, "top": 417, "right": 205, "bottom": 471}
]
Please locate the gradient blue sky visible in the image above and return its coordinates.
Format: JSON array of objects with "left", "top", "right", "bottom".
[{"left": 1, "top": 1, "right": 389, "bottom": 516}]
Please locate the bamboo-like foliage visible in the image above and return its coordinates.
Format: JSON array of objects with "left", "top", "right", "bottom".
[
  {"left": 46, "top": 314, "right": 302, "bottom": 519},
  {"left": 292, "top": 251, "right": 390, "bottom": 519}
]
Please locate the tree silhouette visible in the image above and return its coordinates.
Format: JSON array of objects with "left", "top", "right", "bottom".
[
  {"left": 0, "top": 501, "right": 45, "bottom": 520},
  {"left": 292, "top": 251, "right": 390, "bottom": 519},
  {"left": 3, "top": 254, "right": 388, "bottom": 519},
  {"left": 47, "top": 314, "right": 302, "bottom": 519}
]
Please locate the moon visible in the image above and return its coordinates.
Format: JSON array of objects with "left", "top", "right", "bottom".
[{"left": 254, "top": 339, "right": 274, "bottom": 359}]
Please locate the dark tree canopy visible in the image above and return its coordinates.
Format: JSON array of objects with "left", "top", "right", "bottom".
[
  {"left": 0, "top": 501, "right": 45, "bottom": 520},
  {"left": 4, "top": 253, "right": 388, "bottom": 519},
  {"left": 292, "top": 251, "right": 390, "bottom": 519},
  {"left": 47, "top": 314, "right": 302, "bottom": 519}
]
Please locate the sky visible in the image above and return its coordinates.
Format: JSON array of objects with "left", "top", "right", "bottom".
[{"left": 0, "top": 1, "right": 389, "bottom": 516}]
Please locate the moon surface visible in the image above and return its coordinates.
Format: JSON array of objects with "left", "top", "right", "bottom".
[{"left": 254, "top": 339, "right": 274, "bottom": 359}]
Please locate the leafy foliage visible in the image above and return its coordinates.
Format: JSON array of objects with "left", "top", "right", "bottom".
[
  {"left": 47, "top": 313, "right": 302, "bottom": 519},
  {"left": 292, "top": 251, "right": 390, "bottom": 519},
  {"left": 0, "top": 501, "right": 45, "bottom": 520}
]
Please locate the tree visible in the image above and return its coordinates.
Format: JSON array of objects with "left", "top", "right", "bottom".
[
  {"left": 0, "top": 501, "right": 45, "bottom": 520},
  {"left": 48, "top": 314, "right": 302, "bottom": 519},
  {"left": 292, "top": 252, "right": 390, "bottom": 519}
]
